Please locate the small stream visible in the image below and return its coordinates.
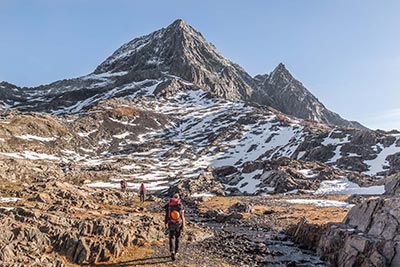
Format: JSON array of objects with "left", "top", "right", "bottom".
[{"left": 190, "top": 214, "right": 328, "bottom": 267}]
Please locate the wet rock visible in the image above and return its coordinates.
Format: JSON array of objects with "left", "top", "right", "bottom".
[
  {"left": 229, "top": 202, "right": 254, "bottom": 213},
  {"left": 288, "top": 218, "right": 329, "bottom": 251},
  {"left": 197, "top": 231, "right": 268, "bottom": 266}
]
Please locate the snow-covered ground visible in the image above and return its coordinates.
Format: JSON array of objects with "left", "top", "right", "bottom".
[
  {"left": 227, "top": 170, "right": 264, "bottom": 194},
  {"left": 0, "top": 197, "right": 20, "bottom": 203},
  {"left": 0, "top": 151, "right": 60, "bottom": 161},
  {"left": 87, "top": 180, "right": 169, "bottom": 191},
  {"left": 364, "top": 138, "right": 400, "bottom": 176},
  {"left": 16, "top": 135, "right": 56, "bottom": 142},
  {"left": 191, "top": 192, "right": 216, "bottom": 197},
  {"left": 319, "top": 130, "right": 400, "bottom": 176},
  {"left": 1, "top": 88, "right": 398, "bottom": 196},
  {"left": 285, "top": 199, "right": 354, "bottom": 209},
  {"left": 315, "top": 178, "right": 385, "bottom": 195}
]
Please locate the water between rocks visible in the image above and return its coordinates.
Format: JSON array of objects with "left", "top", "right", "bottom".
[{"left": 190, "top": 214, "right": 328, "bottom": 267}]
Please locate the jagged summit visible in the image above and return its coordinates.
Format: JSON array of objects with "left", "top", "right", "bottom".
[
  {"left": 95, "top": 18, "right": 218, "bottom": 74},
  {"left": 269, "top": 63, "right": 293, "bottom": 84},
  {"left": 253, "top": 63, "right": 367, "bottom": 129},
  {"left": 167, "top": 18, "right": 193, "bottom": 32},
  {"left": 170, "top": 18, "right": 187, "bottom": 27},
  {"left": 95, "top": 19, "right": 254, "bottom": 101}
]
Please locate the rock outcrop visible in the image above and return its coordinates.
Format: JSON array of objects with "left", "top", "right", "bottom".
[
  {"left": 318, "top": 196, "right": 400, "bottom": 267},
  {"left": 0, "top": 181, "right": 165, "bottom": 266},
  {"left": 216, "top": 157, "right": 377, "bottom": 195},
  {"left": 291, "top": 173, "right": 400, "bottom": 267}
]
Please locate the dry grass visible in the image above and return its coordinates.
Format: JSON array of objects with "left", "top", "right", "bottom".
[
  {"left": 199, "top": 195, "right": 349, "bottom": 228},
  {"left": 93, "top": 245, "right": 154, "bottom": 266},
  {"left": 0, "top": 180, "right": 24, "bottom": 191},
  {"left": 278, "top": 205, "right": 348, "bottom": 225},
  {"left": 198, "top": 196, "right": 239, "bottom": 212},
  {"left": 107, "top": 107, "right": 139, "bottom": 117}
]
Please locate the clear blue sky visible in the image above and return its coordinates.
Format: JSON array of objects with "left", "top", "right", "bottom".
[{"left": 0, "top": 0, "right": 399, "bottom": 130}]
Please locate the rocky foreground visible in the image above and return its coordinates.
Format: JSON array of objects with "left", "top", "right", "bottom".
[
  {"left": 292, "top": 173, "right": 400, "bottom": 267},
  {"left": 1, "top": 172, "right": 400, "bottom": 267},
  {"left": 0, "top": 176, "right": 358, "bottom": 267}
]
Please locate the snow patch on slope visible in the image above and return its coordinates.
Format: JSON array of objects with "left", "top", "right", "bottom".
[{"left": 315, "top": 178, "right": 384, "bottom": 195}]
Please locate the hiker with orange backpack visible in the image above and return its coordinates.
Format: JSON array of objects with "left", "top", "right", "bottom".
[{"left": 164, "top": 193, "right": 185, "bottom": 261}]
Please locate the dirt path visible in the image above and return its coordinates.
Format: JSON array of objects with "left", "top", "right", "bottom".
[
  {"left": 92, "top": 240, "right": 232, "bottom": 267},
  {"left": 0, "top": 178, "right": 351, "bottom": 267},
  {"left": 89, "top": 194, "right": 351, "bottom": 267}
]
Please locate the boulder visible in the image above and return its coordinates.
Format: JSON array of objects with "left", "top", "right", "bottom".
[
  {"left": 384, "top": 173, "right": 400, "bottom": 195},
  {"left": 259, "top": 170, "right": 319, "bottom": 193},
  {"left": 318, "top": 197, "right": 400, "bottom": 267},
  {"left": 228, "top": 202, "right": 254, "bottom": 213},
  {"left": 167, "top": 172, "right": 225, "bottom": 197}
]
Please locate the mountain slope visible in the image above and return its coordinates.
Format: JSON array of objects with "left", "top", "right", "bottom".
[
  {"left": 0, "top": 88, "right": 398, "bottom": 195},
  {"left": 0, "top": 19, "right": 362, "bottom": 129}
]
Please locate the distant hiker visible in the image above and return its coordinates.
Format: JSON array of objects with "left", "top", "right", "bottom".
[
  {"left": 139, "top": 183, "right": 146, "bottom": 202},
  {"left": 164, "top": 193, "right": 185, "bottom": 261},
  {"left": 120, "top": 179, "right": 127, "bottom": 192}
]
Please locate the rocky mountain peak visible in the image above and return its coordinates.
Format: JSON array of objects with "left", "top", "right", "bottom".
[
  {"left": 169, "top": 18, "right": 187, "bottom": 27},
  {"left": 163, "top": 18, "right": 207, "bottom": 49},
  {"left": 167, "top": 18, "right": 192, "bottom": 33},
  {"left": 268, "top": 63, "right": 293, "bottom": 85},
  {"left": 254, "top": 63, "right": 366, "bottom": 129},
  {"left": 94, "top": 19, "right": 254, "bottom": 101},
  {"left": 94, "top": 19, "right": 216, "bottom": 74}
]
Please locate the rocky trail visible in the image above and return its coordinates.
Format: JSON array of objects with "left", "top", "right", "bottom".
[{"left": 0, "top": 177, "right": 358, "bottom": 267}]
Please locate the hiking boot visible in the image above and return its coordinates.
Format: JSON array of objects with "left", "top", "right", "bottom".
[{"left": 170, "top": 252, "right": 176, "bottom": 261}]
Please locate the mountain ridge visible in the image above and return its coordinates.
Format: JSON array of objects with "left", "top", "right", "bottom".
[
  {"left": 253, "top": 63, "right": 367, "bottom": 129},
  {"left": 0, "top": 19, "right": 365, "bottom": 129}
]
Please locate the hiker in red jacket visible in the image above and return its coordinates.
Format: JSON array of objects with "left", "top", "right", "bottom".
[
  {"left": 164, "top": 193, "right": 185, "bottom": 261},
  {"left": 120, "top": 179, "right": 127, "bottom": 192},
  {"left": 139, "top": 183, "right": 146, "bottom": 202}
]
